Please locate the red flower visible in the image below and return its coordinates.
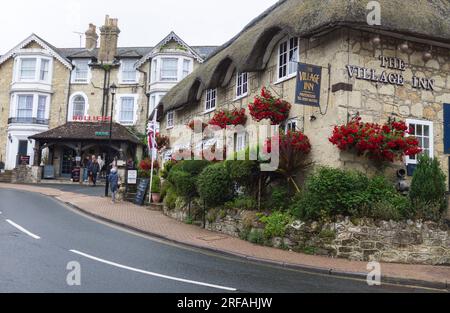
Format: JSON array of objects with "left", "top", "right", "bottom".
[
  {"left": 249, "top": 87, "right": 291, "bottom": 125},
  {"left": 329, "top": 117, "right": 422, "bottom": 163},
  {"left": 209, "top": 108, "right": 247, "bottom": 129}
]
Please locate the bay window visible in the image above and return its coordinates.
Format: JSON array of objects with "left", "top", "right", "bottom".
[
  {"left": 406, "top": 119, "right": 434, "bottom": 165},
  {"left": 205, "top": 89, "right": 217, "bottom": 112},
  {"left": 236, "top": 72, "right": 248, "bottom": 98},
  {"left": 182, "top": 59, "right": 191, "bottom": 78},
  {"left": 161, "top": 58, "right": 178, "bottom": 81},
  {"left": 278, "top": 37, "right": 299, "bottom": 81},
  {"left": 17, "top": 95, "right": 34, "bottom": 121},
  {"left": 40, "top": 59, "right": 50, "bottom": 81},
  {"left": 15, "top": 57, "right": 52, "bottom": 83},
  {"left": 9, "top": 93, "right": 49, "bottom": 125},
  {"left": 20, "top": 59, "right": 36, "bottom": 80},
  {"left": 37, "top": 96, "right": 47, "bottom": 121}
]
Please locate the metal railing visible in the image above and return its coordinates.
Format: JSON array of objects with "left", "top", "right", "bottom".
[{"left": 8, "top": 118, "right": 49, "bottom": 125}]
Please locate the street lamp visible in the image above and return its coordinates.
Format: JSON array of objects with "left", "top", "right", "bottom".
[{"left": 105, "top": 83, "right": 117, "bottom": 197}]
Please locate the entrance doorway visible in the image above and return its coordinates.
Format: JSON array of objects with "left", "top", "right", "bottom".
[{"left": 61, "top": 148, "right": 75, "bottom": 177}]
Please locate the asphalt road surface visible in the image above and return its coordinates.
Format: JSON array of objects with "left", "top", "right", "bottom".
[{"left": 0, "top": 187, "right": 441, "bottom": 293}]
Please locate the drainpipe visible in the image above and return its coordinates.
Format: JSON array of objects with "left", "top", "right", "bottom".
[
  {"left": 137, "top": 65, "right": 149, "bottom": 120},
  {"left": 65, "top": 66, "right": 73, "bottom": 122}
]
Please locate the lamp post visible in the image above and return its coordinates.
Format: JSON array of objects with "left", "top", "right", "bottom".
[{"left": 105, "top": 83, "right": 117, "bottom": 197}]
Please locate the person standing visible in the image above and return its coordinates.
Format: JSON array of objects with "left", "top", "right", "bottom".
[
  {"left": 82, "top": 156, "right": 90, "bottom": 183},
  {"left": 97, "top": 155, "right": 104, "bottom": 180},
  {"left": 108, "top": 167, "right": 120, "bottom": 203},
  {"left": 88, "top": 155, "right": 100, "bottom": 186}
]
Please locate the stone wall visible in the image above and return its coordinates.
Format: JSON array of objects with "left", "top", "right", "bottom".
[
  {"left": 12, "top": 165, "right": 42, "bottom": 184},
  {"left": 163, "top": 205, "right": 450, "bottom": 265}
]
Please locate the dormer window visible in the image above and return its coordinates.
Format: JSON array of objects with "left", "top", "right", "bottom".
[
  {"left": 278, "top": 37, "right": 299, "bottom": 81},
  {"left": 150, "top": 57, "right": 194, "bottom": 83},
  {"left": 72, "top": 59, "right": 90, "bottom": 83}
]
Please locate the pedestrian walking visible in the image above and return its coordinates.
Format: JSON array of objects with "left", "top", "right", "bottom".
[{"left": 108, "top": 167, "right": 120, "bottom": 203}]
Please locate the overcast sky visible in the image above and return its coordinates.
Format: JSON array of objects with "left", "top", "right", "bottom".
[{"left": 0, "top": 0, "right": 278, "bottom": 53}]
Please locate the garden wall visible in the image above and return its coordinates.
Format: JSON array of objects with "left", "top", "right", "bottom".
[{"left": 163, "top": 206, "right": 450, "bottom": 265}]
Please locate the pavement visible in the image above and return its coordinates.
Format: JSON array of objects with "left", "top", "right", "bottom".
[{"left": 0, "top": 182, "right": 449, "bottom": 292}]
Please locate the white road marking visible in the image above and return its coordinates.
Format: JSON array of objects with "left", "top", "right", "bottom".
[
  {"left": 70, "top": 249, "right": 237, "bottom": 292},
  {"left": 6, "top": 219, "right": 41, "bottom": 240}
]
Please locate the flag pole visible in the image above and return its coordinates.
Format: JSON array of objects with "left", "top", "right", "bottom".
[{"left": 148, "top": 106, "right": 158, "bottom": 205}]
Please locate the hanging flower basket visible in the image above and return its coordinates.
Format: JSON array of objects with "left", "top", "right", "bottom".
[
  {"left": 209, "top": 108, "right": 247, "bottom": 129},
  {"left": 249, "top": 87, "right": 291, "bottom": 125},
  {"left": 329, "top": 117, "right": 422, "bottom": 163},
  {"left": 187, "top": 120, "right": 208, "bottom": 132},
  {"left": 155, "top": 133, "right": 170, "bottom": 151}
]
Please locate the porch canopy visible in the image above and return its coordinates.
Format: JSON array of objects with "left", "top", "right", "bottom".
[{"left": 29, "top": 122, "right": 143, "bottom": 166}]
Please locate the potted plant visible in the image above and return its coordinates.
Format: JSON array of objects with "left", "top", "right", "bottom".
[{"left": 151, "top": 175, "right": 162, "bottom": 203}]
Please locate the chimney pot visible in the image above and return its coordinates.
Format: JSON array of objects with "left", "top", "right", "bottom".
[
  {"left": 85, "top": 23, "right": 98, "bottom": 51},
  {"left": 98, "top": 15, "right": 120, "bottom": 63}
]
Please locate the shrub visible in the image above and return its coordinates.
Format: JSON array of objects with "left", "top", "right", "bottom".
[
  {"left": 197, "top": 163, "right": 234, "bottom": 207},
  {"left": 164, "top": 190, "right": 177, "bottom": 210},
  {"left": 247, "top": 229, "right": 265, "bottom": 245},
  {"left": 225, "top": 160, "right": 260, "bottom": 191},
  {"left": 292, "top": 167, "right": 370, "bottom": 220},
  {"left": 172, "top": 160, "right": 210, "bottom": 176},
  {"left": 225, "top": 196, "right": 257, "bottom": 210},
  {"left": 151, "top": 175, "right": 161, "bottom": 193},
  {"left": 291, "top": 167, "right": 412, "bottom": 221},
  {"left": 410, "top": 156, "right": 447, "bottom": 221},
  {"left": 258, "top": 211, "right": 293, "bottom": 239},
  {"left": 168, "top": 170, "right": 197, "bottom": 200},
  {"left": 268, "top": 186, "right": 290, "bottom": 211},
  {"left": 160, "top": 160, "right": 176, "bottom": 179}
]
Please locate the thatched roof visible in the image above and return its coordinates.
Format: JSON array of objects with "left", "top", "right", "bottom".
[{"left": 159, "top": 0, "right": 450, "bottom": 118}]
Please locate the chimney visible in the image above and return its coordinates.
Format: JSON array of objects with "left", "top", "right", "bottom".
[
  {"left": 85, "top": 23, "right": 98, "bottom": 51},
  {"left": 98, "top": 15, "right": 120, "bottom": 63}
]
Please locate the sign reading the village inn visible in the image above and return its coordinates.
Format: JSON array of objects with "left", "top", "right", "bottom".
[
  {"left": 346, "top": 56, "right": 435, "bottom": 91},
  {"left": 295, "top": 63, "right": 322, "bottom": 107}
]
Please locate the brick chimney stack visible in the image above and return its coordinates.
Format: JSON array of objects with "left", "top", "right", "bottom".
[
  {"left": 85, "top": 23, "right": 98, "bottom": 51},
  {"left": 98, "top": 15, "right": 120, "bottom": 63}
]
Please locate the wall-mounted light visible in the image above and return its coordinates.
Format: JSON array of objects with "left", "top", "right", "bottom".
[
  {"left": 310, "top": 115, "right": 317, "bottom": 122},
  {"left": 371, "top": 35, "right": 381, "bottom": 47},
  {"left": 422, "top": 48, "right": 433, "bottom": 62},
  {"left": 399, "top": 41, "right": 409, "bottom": 53}
]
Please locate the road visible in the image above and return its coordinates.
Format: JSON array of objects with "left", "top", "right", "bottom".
[{"left": 0, "top": 187, "right": 440, "bottom": 293}]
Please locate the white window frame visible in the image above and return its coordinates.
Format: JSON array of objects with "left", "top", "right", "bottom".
[
  {"left": 236, "top": 72, "right": 248, "bottom": 99},
  {"left": 119, "top": 59, "right": 138, "bottom": 84},
  {"left": 405, "top": 119, "right": 434, "bottom": 165},
  {"left": 9, "top": 92, "right": 50, "bottom": 123},
  {"left": 71, "top": 59, "right": 91, "bottom": 84},
  {"left": 151, "top": 59, "right": 158, "bottom": 83},
  {"left": 149, "top": 92, "right": 166, "bottom": 116},
  {"left": 167, "top": 110, "right": 175, "bottom": 129},
  {"left": 277, "top": 37, "right": 299, "bottom": 82},
  {"left": 160, "top": 58, "right": 179, "bottom": 82},
  {"left": 236, "top": 132, "right": 247, "bottom": 152},
  {"left": 115, "top": 94, "right": 138, "bottom": 126},
  {"left": 182, "top": 59, "right": 192, "bottom": 79},
  {"left": 14, "top": 56, "right": 53, "bottom": 83},
  {"left": 37, "top": 95, "right": 48, "bottom": 121},
  {"left": 285, "top": 119, "right": 298, "bottom": 133},
  {"left": 205, "top": 89, "right": 217, "bottom": 113},
  {"left": 68, "top": 92, "right": 89, "bottom": 121}
]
